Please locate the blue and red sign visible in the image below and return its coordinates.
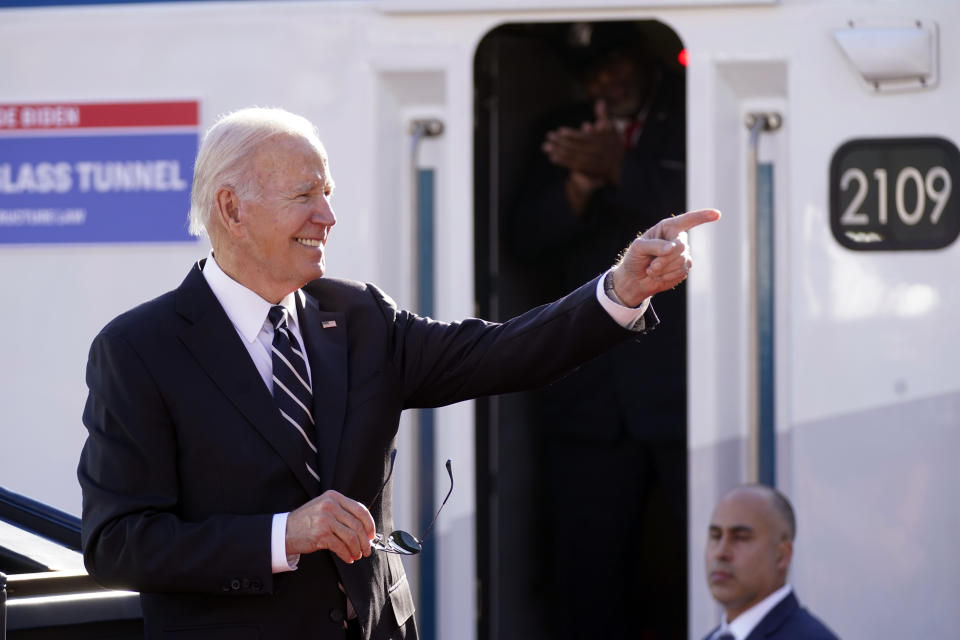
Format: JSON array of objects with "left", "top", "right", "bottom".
[{"left": 0, "top": 101, "right": 199, "bottom": 243}]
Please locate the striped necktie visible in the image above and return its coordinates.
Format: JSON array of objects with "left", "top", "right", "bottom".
[{"left": 268, "top": 305, "right": 320, "bottom": 487}]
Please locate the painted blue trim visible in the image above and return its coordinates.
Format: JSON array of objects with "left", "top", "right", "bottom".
[
  {"left": 757, "top": 162, "right": 776, "bottom": 486},
  {"left": 417, "top": 407, "right": 436, "bottom": 640},
  {"left": 415, "top": 167, "right": 437, "bottom": 640},
  {"left": 417, "top": 168, "right": 435, "bottom": 318}
]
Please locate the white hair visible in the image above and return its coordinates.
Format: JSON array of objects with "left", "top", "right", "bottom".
[{"left": 188, "top": 106, "right": 326, "bottom": 236}]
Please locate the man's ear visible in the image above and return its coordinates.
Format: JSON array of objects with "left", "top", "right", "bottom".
[
  {"left": 214, "top": 187, "right": 242, "bottom": 235},
  {"left": 776, "top": 538, "right": 793, "bottom": 572}
]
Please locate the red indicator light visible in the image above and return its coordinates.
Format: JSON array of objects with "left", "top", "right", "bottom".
[{"left": 678, "top": 49, "right": 689, "bottom": 67}]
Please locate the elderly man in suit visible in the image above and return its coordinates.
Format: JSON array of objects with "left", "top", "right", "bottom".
[
  {"left": 703, "top": 485, "right": 841, "bottom": 640},
  {"left": 78, "top": 106, "right": 718, "bottom": 640}
]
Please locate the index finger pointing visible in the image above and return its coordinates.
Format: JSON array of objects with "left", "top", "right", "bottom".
[{"left": 662, "top": 208, "right": 722, "bottom": 236}]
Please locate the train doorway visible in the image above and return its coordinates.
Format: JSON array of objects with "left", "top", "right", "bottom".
[{"left": 474, "top": 19, "right": 689, "bottom": 640}]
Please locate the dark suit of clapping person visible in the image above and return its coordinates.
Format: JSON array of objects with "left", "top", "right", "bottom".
[
  {"left": 77, "top": 106, "right": 719, "bottom": 640},
  {"left": 508, "top": 22, "right": 689, "bottom": 638}
]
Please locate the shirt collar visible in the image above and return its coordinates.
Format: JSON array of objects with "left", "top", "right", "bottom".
[
  {"left": 201, "top": 251, "right": 303, "bottom": 343},
  {"left": 720, "top": 584, "right": 793, "bottom": 640}
]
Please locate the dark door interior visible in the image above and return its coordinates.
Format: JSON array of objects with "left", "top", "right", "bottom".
[{"left": 474, "top": 20, "right": 689, "bottom": 640}]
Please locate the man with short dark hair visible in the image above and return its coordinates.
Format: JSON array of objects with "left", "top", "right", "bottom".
[{"left": 703, "top": 485, "right": 841, "bottom": 640}]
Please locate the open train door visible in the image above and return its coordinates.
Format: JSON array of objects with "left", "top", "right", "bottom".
[{"left": 474, "top": 19, "right": 689, "bottom": 640}]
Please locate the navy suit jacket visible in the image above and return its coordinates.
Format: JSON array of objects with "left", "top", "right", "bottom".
[
  {"left": 78, "top": 261, "right": 647, "bottom": 639},
  {"left": 703, "top": 592, "right": 840, "bottom": 640}
]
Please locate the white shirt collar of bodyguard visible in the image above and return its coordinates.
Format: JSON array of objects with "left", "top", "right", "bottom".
[{"left": 716, "top": 583, "right": 792, "bottom": 640}]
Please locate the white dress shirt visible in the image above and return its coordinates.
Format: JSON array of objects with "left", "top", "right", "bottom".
[
  {"left": 202, "top": 252, "right": 648, "bottom": 573},
  {"left": 202, "top": 254, "right": 307, "bottom": 573},
  {"left": 595, "top": 271, "right": 650, "bottom": 330},
  {"left": 712, "top": 584, "right": 793, "bottom": 640}
]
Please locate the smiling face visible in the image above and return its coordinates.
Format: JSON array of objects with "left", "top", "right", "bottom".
[
  {"left": 217, "top": 133, "right": 336, "bottom": 302},
  {"left": 584, "top": 52, "right": 650, "bottom": 119},
  {"left": 704, "top": 487, "right": 793, "bottom": 622}
]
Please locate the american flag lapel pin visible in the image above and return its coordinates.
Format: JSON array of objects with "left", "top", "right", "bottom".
[{"left": 322, "top": 320, "right": 337, "bottom": 329}]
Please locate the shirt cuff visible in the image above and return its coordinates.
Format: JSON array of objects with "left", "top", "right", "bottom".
[
  {"left": 271, "top": 512, "right": 299, "bottom": 573},
  {"left": 596, "top": 270, "right": 650, "bottom": 331}
]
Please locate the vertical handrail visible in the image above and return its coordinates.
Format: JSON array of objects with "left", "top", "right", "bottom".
[
  {"left": 409, "top": 118, "right": 443, "bottom": 314},
  {"left": 745, "top": 112, "right": 782, "bottom": 485},
  {"left": 409, "top": 117, "right": 444, "bottom": 640},
  {"left": 1, "top": 571, "right": 7, "bottom": 640}
]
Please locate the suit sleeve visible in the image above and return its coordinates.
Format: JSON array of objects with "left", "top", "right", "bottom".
[
  {"left": 78, "top": 329, "right": 274, "bottom": 595},
  {"left": 375, "top": 276, "right": 644, "bottom": 409}
]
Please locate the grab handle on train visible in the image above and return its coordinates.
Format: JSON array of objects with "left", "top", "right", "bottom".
[{"left": 745, "top": 112, "right": 782, "bottom": 487}]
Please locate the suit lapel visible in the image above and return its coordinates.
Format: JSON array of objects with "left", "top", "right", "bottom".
[
  {"left": 175, "top": 262, "right": 319, "bottom": 497},
  {"left": 298, "top": 292, "right": 347, "bottom": 490},
  {"left": 744, "top": 591, "right": 800, "bottom": 640}
]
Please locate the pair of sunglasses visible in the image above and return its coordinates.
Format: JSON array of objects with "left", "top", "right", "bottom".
[{"left": 369, "top": 451, "right": 453, "bottom": 555}]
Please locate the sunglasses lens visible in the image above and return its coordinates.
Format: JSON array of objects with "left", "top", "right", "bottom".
[{"left": 387, "top": 530, "right": 422, "bottom": 555}]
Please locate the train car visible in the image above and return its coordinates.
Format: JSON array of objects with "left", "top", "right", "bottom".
[{"left": 1, "top": 0, "right": 957, "bottom": 638}]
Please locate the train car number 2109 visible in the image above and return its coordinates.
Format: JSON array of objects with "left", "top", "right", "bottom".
[{"left": 829, "top": 137, "right": 960, "bottom": 251}]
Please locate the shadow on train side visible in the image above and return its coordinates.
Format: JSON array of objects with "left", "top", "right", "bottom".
[{"left": 0, "top": 487, "right": 143, "bottom": 639}]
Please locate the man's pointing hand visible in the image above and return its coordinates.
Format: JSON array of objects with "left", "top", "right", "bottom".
[{"left": 610, "top": 208, "right": 722, "bottom": 307}]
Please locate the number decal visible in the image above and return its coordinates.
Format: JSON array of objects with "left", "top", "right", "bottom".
[
  {"left": 926, "top": 166, "right": 952, "bottom": 224},
  {"left": 830, "top": 138, "right": 960, "bottom": 251},
  {"left": 839, "top": 168, "right": 869, "bottom": 225},
  {"left": 873, "top": 168, "right": 888, "bottom": 224},
  {"left": 895, "top": 167, "right": 925, "bottom": 225},
  {"left": 840, "top": 166, "right": 952, "bottom": 227}
]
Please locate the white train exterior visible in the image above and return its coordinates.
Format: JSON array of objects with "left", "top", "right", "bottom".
[{"left": 1, "top": 1, "right": 957, "bottom": 638}]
